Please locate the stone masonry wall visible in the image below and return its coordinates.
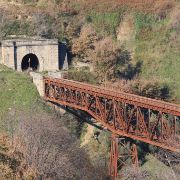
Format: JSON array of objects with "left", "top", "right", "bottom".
[{"left": 0, "top": 38, "right": 59, "bottom": 72}]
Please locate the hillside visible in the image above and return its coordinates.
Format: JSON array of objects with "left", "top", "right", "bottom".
[
  {"left": 0, "top": 65, "right": 107, "bottom": 179},
  {"left": 1, "top": 65, "right": 180, "bottom": 179},
  {"left": 0, "top": 0, "right": 180, "bottom": 179},
  {"left": 0, "top": 0, "right": 179, "bottom": 102}
]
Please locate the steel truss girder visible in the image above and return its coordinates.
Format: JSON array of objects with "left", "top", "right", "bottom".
[{"left": 44, "top": 77, "right": 180, "bottom": 152}]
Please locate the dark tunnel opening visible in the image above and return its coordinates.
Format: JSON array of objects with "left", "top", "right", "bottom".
[{"left": 21, "top": 53, "right": 39, "bottom": 72}]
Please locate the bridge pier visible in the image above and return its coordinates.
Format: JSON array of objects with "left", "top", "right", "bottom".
[
  {"left": 109, "top": 134, "right": 139, "bottom": 179},
  {"left": 109, "top": 134, "right": 119, "bottom": 178}
]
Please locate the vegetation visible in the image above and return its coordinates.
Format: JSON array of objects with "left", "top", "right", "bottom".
[
  {"left": 0, "top": 65, "right": 107, "bottom": 179},
  {"left": 0, "top": 65, "right": 39, "bottom": 124},
  {"left": 0, "top": 1, "right": 179, "bottom": 101},
  {"left": 86, "top": 8, "right": 125, "bottom": 38},
  {"left": 133, "top": 11, "right": 180, "bottom": 101},
  {"left": 0, "top": 0, "right": 179, "bottom": 178},
  {"left": 67, "top": 67, "right": 98, "bottom": 84},
  {"left": 131, "top": 79, "right": 173, "bottom": 100}
]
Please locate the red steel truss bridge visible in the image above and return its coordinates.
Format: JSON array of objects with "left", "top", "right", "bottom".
[{"left": 44, "top": 77, "right": 180, "bottom": 178}]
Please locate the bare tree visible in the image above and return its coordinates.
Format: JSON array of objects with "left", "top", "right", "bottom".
[{"left": 13, "top": 108, "right": 106, "bottom": 179}]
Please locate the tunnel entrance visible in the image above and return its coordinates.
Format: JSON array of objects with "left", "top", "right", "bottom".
[{"left": 21, "top": 53, "right": 39, "bottom": 72}]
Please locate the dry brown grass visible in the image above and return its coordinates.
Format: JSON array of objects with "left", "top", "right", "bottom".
[
  {"left": 1, "top": 0, "right": 176, "bottom": 20},
  {"left": 0, "top": 108, "right": 107, "bottom": 179},
  {"left": 10, "top": 109, "right": 107, "bottom": 179},
  {"left": 0, "top": 133, "right": 37, "bottom": 179},
  {"left": 73, "top": 0, "right": 176, "bottom": 13}
]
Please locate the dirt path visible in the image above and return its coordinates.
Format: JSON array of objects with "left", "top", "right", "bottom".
[{"left": 81, "top": 124, "right": 94, "bottom": 147}]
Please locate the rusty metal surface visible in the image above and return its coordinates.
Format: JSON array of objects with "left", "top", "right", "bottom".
[
  {"left": 109, "top": 135, "right": 139, "bottom": 178},
  {"left": 44, "top": 77, "right": 180, "bottom": 152},
  {"left": 109, "top": 134, "right": 118, "bottom": 178}
]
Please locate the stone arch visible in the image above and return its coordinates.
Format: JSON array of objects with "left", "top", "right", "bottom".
[{"left": 21, "top": 53, "right": 40, "bottom": 71}]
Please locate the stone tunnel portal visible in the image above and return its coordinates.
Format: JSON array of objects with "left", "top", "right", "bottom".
[{"left": 21, "top": 53, "right": 39, "bottom": 71}]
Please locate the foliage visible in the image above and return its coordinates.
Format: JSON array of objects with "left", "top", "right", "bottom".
[
  {"left": 55, "top": 0, "right": 63, "bottom": 4},
  {"left": 0, "top": 10, "right": 64, "bottom": 40},
  {"left": 60, "top": 112, "right": 85, "bottom": 138},
  {"left": 21, "top": 0, "right": 38, "bottom": 5},
  {"left": 114, "top": 51, "right": 142, "bottom": 80},
  {"left": 141, "top": 154, "right": 176, "bottom": 180},
  {"left": 92, "top": 38, "right": 142, "bottom": 81},
  {"left": 157, "top": 149, "right": 180, "bottom": 168},
  {"left": 2, "top": 20, "right": 36, "bottom": 37},
  {"left": 72, "top": 24, "right": 98, "bottom": 61},
  {"left": 92, "top": 37, "right": 120, "bottom": 81},
  {"left": 0, "top": 65, "right": 40, "bottom": 126},
  {"left": 134, "top": 13, "right": 157, "bottom": 40},
  {"left": 0, "top": 164, "right": 15, "bottom": 179},
  {"left": 121, "top": 165, "right": 149, "bottom": 180},
  {"left": 0, "top": 65, "right": 106, "bottom": 179},
  {"left": 67, "top": 67, "right": 98, "bottom": 85},
  {"left": 133, "top": 11, "right": 180, "bottom": 101},
  {"left": 0, "top": 134, "right": 37, "bottom": 179},
  {"left": 83, "top": 128, "right": 111, "bottom": 174},
  {"left": 32, "top": 13, "right": 63, "bottom": 39},
  {"left": 15, "top": 110, "right": 101, "bottom": 179},
  {"left": 80, "top": 123, "right": 88, "bottom": 142},
  {"left": 131, "top": 79, "right": 173, "bottom": 101},
  {"left": 86, "top": 9, "right": 125, "bottom": 37}
]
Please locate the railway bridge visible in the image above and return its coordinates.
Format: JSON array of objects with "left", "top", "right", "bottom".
[{"left": 43, "top": 77, "right": 180, "bottom": 178}]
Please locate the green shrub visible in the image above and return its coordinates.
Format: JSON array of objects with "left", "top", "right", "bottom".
[
  {"left": 133, "top": 12, "right": 179, "bottom": 101},
  {"left": 55, "top": 0, "right": 63, "bottom": 4},
  {"left": 67, "top": 67, "right": 98, "bottom": 85},
  {"left": 134, "top": 13, "right": 156, "bottom": 31},
  {"left": 60, "top": 113, "right": 85, "bottom": 138},
  {"left": 92, "top": 38, "right": 141, "bottom": 81},
  {"left": 86, "top": 9, "right": 125, "bottom": 37},
  {"left": 21, "top": 0, "right": 38, "bottom": 5},
  {"left": 2, "top": 20, "right": 36, "bottom": 37},
  {"left": 132, "top": 80, "right": 173, "bottom": 100},
  {"left": 134, "top": 12, "right": 157, "bottom": 40}
]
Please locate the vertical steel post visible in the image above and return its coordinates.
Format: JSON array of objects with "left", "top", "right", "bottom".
[
  {"left": 109, "top": 134, "right": 119, "bottom": 178},
  {"left": 132, "top": 144, "right": 139, "bottom": 169},
  {"left": 173, "top": 116, "right": 176, "bottom": 138}
]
